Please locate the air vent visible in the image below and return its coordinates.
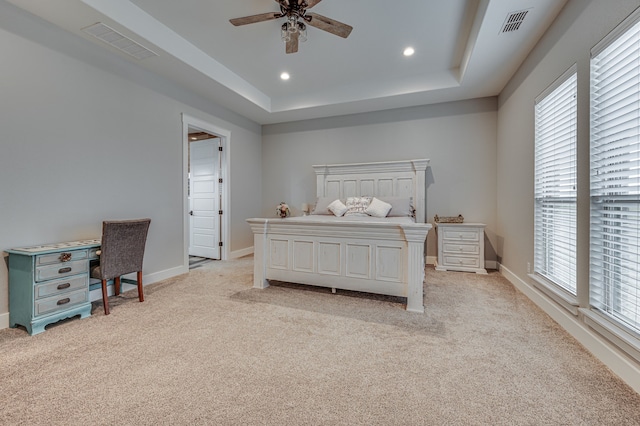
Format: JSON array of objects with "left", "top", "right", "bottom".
[
  {"left": 500, "top": 9, "right": 530, "bottom": 33},
  {"left": 81, "top": 22, "right": 158, "bottom": 60}
]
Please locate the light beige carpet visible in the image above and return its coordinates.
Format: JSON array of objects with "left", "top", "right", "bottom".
[{"left": 1, "top": 256, "right": 639, "bottom": 425}]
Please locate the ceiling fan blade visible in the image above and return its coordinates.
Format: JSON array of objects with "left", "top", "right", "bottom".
[
  {"left": 286, "top": 31, "right": 299, "bottom": 54},
  {"left": 304, "top": 0, "right": 322, "bottom": 8},
  {"left": 306, "top": 13, "right": 353, "bottom": 38},
  {"left": 230, "top": 12, "right": 280, "bottom": 26}
]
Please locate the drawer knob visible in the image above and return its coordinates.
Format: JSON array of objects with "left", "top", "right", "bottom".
[
  {"left": 57, "top": 298, "right": 71, "bottom": 305},
  {"left": 57, "top": 282, "right": 71, "bottom": 290},
  {"left": 58, "top": 267, "right": 72, "bottom": 274},
  {"left": 59, "top": 253, "right": 72, "bottom": 262}
]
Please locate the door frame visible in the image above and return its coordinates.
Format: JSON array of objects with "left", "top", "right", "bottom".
[{"left": 182, "top": 113, "right": 230, "bottom": 265}]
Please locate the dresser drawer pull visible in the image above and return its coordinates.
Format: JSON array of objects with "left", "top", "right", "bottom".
[
  {"left": 57, "top": 298, "right": 71, "bottom": 305},
  {"left": 58, "top": 267, "right": 72, "bottom": 274},
  {"left": 59, "top": 252, "right": 72, "bottom": 262},
  {"left": 57, "top": 282, "right": 71, "bottom": 290}
]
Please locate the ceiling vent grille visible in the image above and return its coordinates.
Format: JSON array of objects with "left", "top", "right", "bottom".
[
  {"left": 81, "top": 22, "right": 158, "bottom": 60},
  {"left": 501, "top": 9, "right": 530, "bottom": 33}
]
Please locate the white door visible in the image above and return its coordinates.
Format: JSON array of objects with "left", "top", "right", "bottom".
[{"left": 189, "top": 138, "right": 220, "bottom": 259}]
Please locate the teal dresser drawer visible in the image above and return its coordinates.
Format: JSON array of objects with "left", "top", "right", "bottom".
[
  {"left": 88, "top": 247, "right": 100, "bottom": 260},
  {"left": 35, "top": 259, "right": 88, "bottom": 282},
  {"left": 35, "top": 274, "right": 88, "bottom": 299},
  {"left": 34, "top": 288, "right": 89, "bottom": 317},
  {"left": 37, "top": 249, "right": 88, "bottom": 266}
]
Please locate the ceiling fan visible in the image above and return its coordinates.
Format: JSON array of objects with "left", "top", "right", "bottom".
[{"left": 230, "top": 0, "right": 353, "bottom": 54}]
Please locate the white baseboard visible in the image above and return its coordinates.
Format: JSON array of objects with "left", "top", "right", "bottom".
[
  {"left": 90, "top": 265, "right": 187, "bottom": 302},
  {"left": 426, "top": 255, "right": 437, "bottom": 266},
  {"left": 0, "top": 312, "right": 8, "bottom": 329},
  {"left": 230, "top": 246, "right": 254, "bottom": 259},
  {"left": 500, "top": 263, "right": 640, "bottom": 394}
]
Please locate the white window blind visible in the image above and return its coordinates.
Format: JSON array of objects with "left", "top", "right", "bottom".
[
  {"left": 590, "top": 14, "right": 640, "bottom": 334},
  {"left": 534, "top": 67, "right": 577, "bottom": 294}
]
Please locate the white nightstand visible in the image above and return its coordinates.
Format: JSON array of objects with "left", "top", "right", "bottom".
[{"left": 434, "top": 223, "right": 487, "bottom": 274}]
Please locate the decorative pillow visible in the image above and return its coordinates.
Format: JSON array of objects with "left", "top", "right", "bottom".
[
  {"left": 310, "top": 197, "right": 336, "bottom": 215},
  {"left": 328, "top": 199, "right": 348, "bottom": 217},
  {"left": 365, "top": 197, "right": 393, "bottom": 218},
  {"left": 378, "top": 197, "right": 414, "bottom": 217},
  {"left": 344, "top": 196, "right": 371, "bottom": 216}
]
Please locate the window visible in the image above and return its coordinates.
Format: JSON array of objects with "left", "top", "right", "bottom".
[
  {"left": 534, "top": 66, "right": 578, "bottom": 295},
  {"left": 590, "top": 14, "right": 640, "bottom": 334}
]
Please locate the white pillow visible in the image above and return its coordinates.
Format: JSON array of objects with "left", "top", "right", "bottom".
[
  {"left": 378, "top": 197, "right": 414, "bottom": 217},
  {"left": 365, "top": 197, "right": 393, "bottom": 218},
  {"left": 310, "top": 197, "right": 335, "bottom": 215},
  {"left": 344, "top": 196, "right": 371, "bottom": 216},
  {"left": 328, "top": 199, "right": 348, "bottom": 217}
]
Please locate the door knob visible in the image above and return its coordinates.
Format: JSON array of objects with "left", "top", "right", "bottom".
[{"left": 189, "top": 210, "right": 194, "bottom": 216}]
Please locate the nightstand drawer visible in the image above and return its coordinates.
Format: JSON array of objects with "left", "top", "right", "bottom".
[
  {"left": 443, "top": 243, "right": 479, "bottom": 255},
  {"left": 36, "top": 250, "right": 88, "bottom": 266},
  {"left": 35, "top": 274, "right": 87, "bottom": 299},
  {"left": 34, "top": 288, "right": 89, "bottom": 317},
  {"left": 442, "top": 255, "right": 480, "bottom": 268},
  {"left": 441, "top": 229, "right": 480, "bottom": 242},
  {"left": 35, "top": 259, "right": 88, "bottom": 282}
]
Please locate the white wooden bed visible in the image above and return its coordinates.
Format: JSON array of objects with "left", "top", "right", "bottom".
[{"left": 247, "top": 159, "right": 432, "bottom": 313}]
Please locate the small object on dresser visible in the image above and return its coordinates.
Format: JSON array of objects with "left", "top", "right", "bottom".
[
  {"left": 301, "top": 203, "right": 310, "bottom": 216},
  {"left": 277, "top": 202, "right": 290, "bottom": 218},
  {"left": 434, "top": 214, "right": 464, "bottom": 223}
]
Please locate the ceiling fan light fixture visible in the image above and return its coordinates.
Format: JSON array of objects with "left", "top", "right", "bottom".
[
  {"left": 281, "top": 23, "right": 291, "bottom": 42},
  {"left": 298, "top": 23, "right": 307, "bottom": 43},
  {"left": 280, "top": 72, "right": 290, "bottom": 80},
  {"left": 287, "top": 15, "right": 298, "bottom": 33},
  {"left": 403, "top": 47, "right": 415, "bottom": 57}
]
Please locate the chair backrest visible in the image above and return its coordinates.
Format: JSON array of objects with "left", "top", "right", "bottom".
[{"left": 100, "top": 218, "right": 151, "bottom": 280}]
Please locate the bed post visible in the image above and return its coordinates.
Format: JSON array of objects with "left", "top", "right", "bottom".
[
  {"left": 313, "top": 165, "right": 328, "bottom": 198},
  {"left": 401, "top": 225, "right": 429, "bottom": 313},
  {"left": 411, "top": 159, "right": 429, "bottom": 223},
  {"left": 249, "top": 219, "right": 270, "bottom": 289}
]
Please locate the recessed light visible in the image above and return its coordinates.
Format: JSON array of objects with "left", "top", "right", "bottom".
[
  {"left": 280, "top": 72, "right": 290, "bottom": 80},
  {"left": 403, "top": 47, "right": 415, "bottom": 57}
]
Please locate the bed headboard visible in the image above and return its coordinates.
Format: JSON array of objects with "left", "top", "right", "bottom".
[{"left": 312, "top": 159, "right": 430, "bottom": 223}]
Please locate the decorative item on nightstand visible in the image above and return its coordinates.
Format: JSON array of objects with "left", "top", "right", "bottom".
[
  {"left": 434, "top": 214, "right": 464, "bottom": 223},
  {"left": 277, "top": 202, "right": 290, "bottom": 218},
  {"left": 434, "top": 222, "right": 487, "bottom": 274},
  {"left": 301, "top": 203, "right": 310, "bottom": 216}
]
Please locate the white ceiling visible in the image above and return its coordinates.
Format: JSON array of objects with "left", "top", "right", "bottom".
[{"left": 7, "top": 0, "right": 568, "bottom": 124}]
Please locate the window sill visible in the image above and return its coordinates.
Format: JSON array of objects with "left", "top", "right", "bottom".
[
  {"left": 580, "top": 308, "right": 640, "bottom": 364},
  {"left": 529, "top": 273, "right": 579, "bottom": 315}
]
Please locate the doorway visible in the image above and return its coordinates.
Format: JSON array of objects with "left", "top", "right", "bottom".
[
  {"left": 182, "top": 114, "right": 230, "bottom": 267},
  {"left": 188, "top": 133, "right": 221, "bottom": 260}
]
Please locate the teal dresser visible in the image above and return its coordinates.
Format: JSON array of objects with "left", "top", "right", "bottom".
[{"left": 7, "top": 239, "right": 101, "bottom": 335}]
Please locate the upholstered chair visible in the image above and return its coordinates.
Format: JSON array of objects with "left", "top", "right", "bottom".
[{"left": 91, "top": 218, "right": 151, "bottom": 315}]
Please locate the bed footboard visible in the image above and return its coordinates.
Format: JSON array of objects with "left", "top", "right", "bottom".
[{"left": 247, "top": 218, "right": 431, "bottom": 313}]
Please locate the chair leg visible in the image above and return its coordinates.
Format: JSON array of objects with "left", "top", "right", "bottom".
[
  {"left": 137, "top": 271, "right": 144, "bottom": 302},
  {"left": 115, "top": 276, "right": 121, "bottom": 296},
  {"left": 101, "top": 279, "right": 110, "bottom": 315}
]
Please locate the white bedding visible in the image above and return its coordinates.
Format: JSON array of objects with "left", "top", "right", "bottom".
[{"left": 278, "top": 215, "right": 416, "bottom": 224}]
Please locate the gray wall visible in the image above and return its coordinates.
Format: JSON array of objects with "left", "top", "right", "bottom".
[
  {"left": 0, "top": 3, "right": 262, "bottom": 318},
  {"left": 496, "top": 0, "right": 640, "bottom": 288},
  {"left": 262, "top": 97, "right": 498, "bottom": 261}
]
